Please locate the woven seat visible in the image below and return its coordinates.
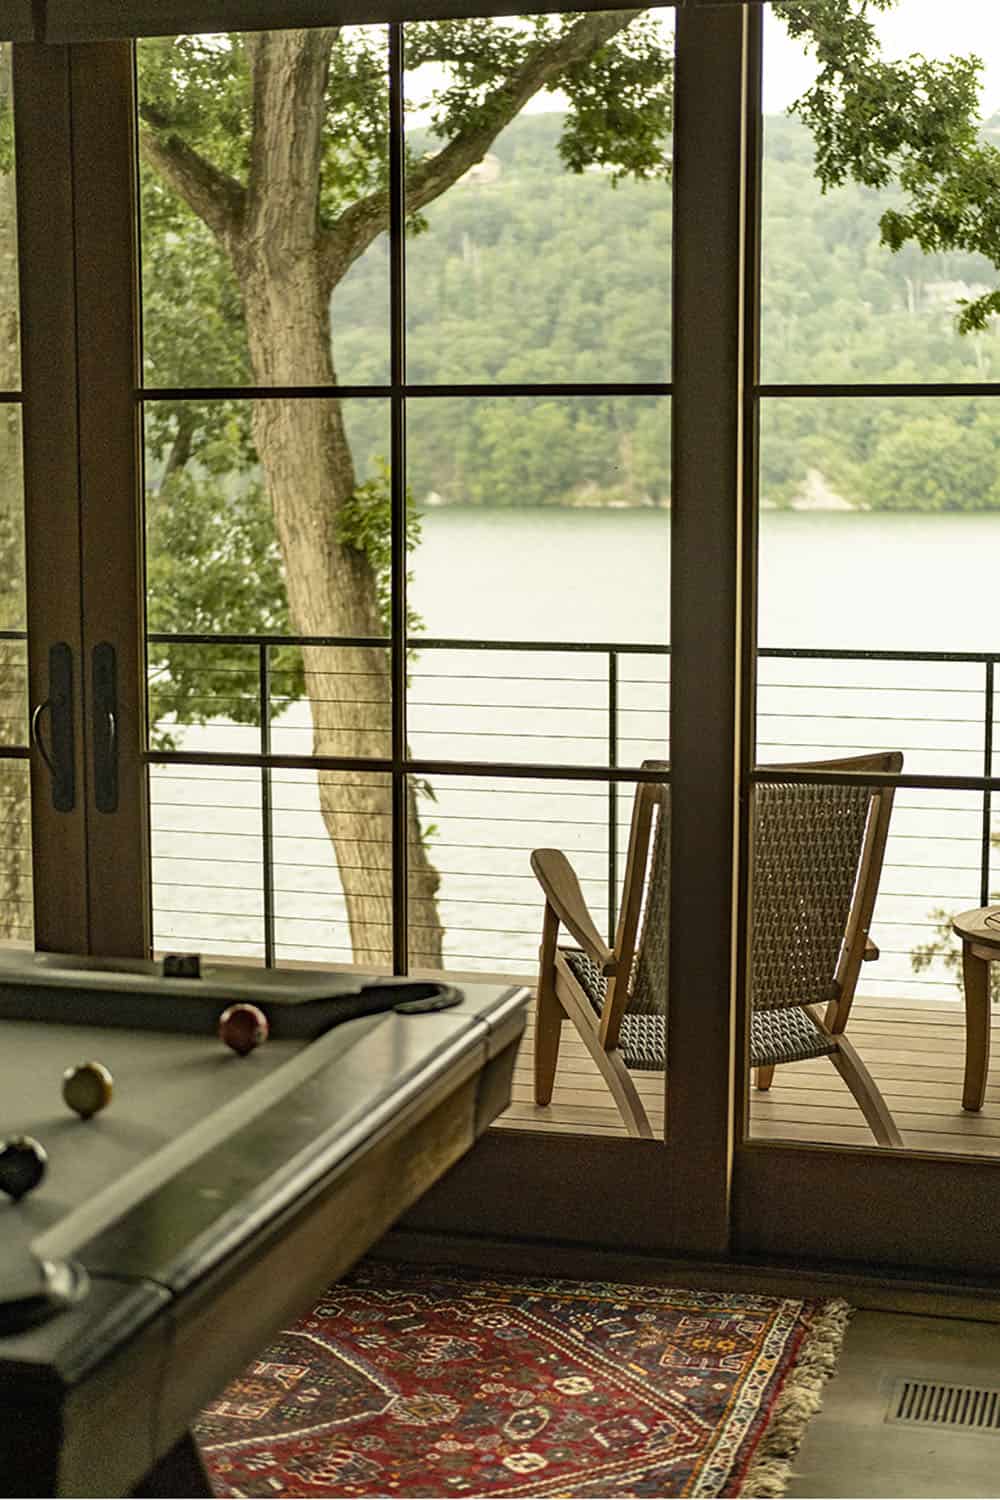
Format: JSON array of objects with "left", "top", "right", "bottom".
[
  {"left": 563, "top": 949, "right": 668, "bottom": 1070},
  {"left": 531, "top": 752, "right": 903, "bottom": 1144},
  {"left": 564, "top": 946, "right": 836, "bottom": 1071}
]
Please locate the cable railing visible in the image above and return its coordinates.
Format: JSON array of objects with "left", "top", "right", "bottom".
[
  {"left": 141, "top": 632, "right": 1000, "bottom": 998},
  {"left": 2, "top": 628, "right": 996, "bottom": 992}
]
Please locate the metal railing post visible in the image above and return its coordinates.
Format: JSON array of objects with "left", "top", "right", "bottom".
[
  {"left": 260, "top": 642, "right": 275, "bottom": 967},
  {"left": 608, "top": 649, "right": 619, "bottom": 944},
  {"left": 389, "top": 22, "right": 408, "bottom": 976},
  {"left": 982, "top": 659, "right": 994, "bottom": 909}
]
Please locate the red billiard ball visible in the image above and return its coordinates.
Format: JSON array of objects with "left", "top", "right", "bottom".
[
  {"left": 0, "top": 1135, "right": 47, "bottom": 1201},
  {"left": 218, "top": 1002, "right": 269, "bottom": 1055}
]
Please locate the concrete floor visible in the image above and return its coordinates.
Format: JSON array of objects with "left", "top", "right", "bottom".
[{"left": 787, "top": 1310, "right": 1000, "bottom": 1498}]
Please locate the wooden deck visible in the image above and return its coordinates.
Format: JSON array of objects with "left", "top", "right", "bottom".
[{"left": 496, "top": 995, "right": 1000, "bottom": 1156}]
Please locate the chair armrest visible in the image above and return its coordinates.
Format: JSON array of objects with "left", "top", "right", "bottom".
[
  {"left": 530, "top": 848, "right": 617, "bottom": 975},
  {"left": 863, "top": 937, "right": 879, "bottom": 962}
]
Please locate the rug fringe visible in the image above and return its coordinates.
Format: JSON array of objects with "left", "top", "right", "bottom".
[{"left": 737, "top": 1298, "right": 852, "bottom": 1499}]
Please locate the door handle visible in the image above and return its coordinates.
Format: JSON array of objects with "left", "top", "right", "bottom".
[
  {"left": 92, "top": 642, "right": 118, "bottom": 814},
  {"left": 30, "top": 643, "right": 74, "bottom": 813}
]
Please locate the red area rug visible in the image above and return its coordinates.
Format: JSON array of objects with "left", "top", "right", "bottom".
[{"left": 196, "top": 1261, "right": 849, "bottom": 1498}]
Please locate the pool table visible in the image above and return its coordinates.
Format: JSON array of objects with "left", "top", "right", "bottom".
[{"left": 0, "top": 950, "right": 528, "bottom": 1498}]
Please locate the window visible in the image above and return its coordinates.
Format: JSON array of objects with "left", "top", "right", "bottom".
[{"left": 137, "top": 16, "right": 675, "bottom": 1138}]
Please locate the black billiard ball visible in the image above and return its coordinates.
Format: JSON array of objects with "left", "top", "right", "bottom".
[
  {"left": 218, "top": 1002, "right": 269, "bottom": 1055},
  {"left": 62, "top": 1061, "right": 114, "bottom": 1119},
  {"left": 0, "top": 1135, "right": 47, "bottom": 1201}
]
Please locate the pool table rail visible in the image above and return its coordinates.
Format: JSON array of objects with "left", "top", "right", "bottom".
[{"left": 0, "top": 973, "right": 528, "bottom": 1498}]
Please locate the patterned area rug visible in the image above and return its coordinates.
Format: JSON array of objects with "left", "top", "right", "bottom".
[{"left": 197, "top": 1261, "right": 849, "bottom": 1498}]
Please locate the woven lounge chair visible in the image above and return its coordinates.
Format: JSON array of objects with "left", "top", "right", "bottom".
[{"left": 531, "top": 752, "right": 903, "bottom": 1146}]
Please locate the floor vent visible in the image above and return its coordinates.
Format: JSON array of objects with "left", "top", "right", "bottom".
[{"left": 886, "top": 1378, "right": 1000, "bottom": 1433}]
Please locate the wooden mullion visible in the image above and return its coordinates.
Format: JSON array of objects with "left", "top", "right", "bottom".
[
  {"left": 70, "top": 41, "right": 150, "bottom": 958},
  {"left": 662, "top": 2, "right": 748, "bottom": 1254},
  {"left": 13, "top": 41, "right": 89, "bottom": 952},
  {"left": 43, "top": 0, "right": 682, "bottom": 43}
]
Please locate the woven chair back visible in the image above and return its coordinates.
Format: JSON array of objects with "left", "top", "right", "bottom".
[
  {"left": 622, "top": 755, "right": 900, "bottom": 1022},
  {"left": 751, "top": 780, "right": 872, "bottom": 1012}
]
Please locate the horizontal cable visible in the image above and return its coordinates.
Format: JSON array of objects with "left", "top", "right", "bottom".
[
  {"left": 153, "top": 879, "right": 264, "bottom": 893},
  {"left": 419, "top": 812, "right": 606, "bottom": 827},
  {"left": 759, "top": 681, "right": 980, "bottom": 695},
  {"left": 758, "top": 710, "right": 982, "bottom": 725},
  {"left": 757, "top": 739, "right": 982, "bottom": 755},
  {"left": 411, "top": 699, "right": 607, "bottom": 713},
  {"left": 155, "top": 905, "right": 264, "bottom": 920}
]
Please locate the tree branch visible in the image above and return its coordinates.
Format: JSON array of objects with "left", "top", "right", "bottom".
[
  {"left": 139, "top": 107, "right": 247, "bottom": 252},
  {"left": 319, "top": 9, "right": 643, "bottom": 290}
]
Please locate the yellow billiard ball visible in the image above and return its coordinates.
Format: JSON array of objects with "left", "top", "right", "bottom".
[{"left": 62, "top": 1061, "right": 114, "bottom": 1119}]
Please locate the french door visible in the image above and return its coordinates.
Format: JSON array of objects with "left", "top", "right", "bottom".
[
  {"left": 11, "top": 9, "right": 741, "bottom": 1261},
  {"left": 14, "top": 44, "right": 148, "bottom": 957}
]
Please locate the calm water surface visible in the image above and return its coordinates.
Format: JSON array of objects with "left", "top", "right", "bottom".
[{"left": 412, "top": 506, "right": 1000, "bottom": 651}]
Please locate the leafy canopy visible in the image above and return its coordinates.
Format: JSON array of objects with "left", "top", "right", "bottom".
[{"left": 774, "top": 0, "right": 1000, "bottom": 331}]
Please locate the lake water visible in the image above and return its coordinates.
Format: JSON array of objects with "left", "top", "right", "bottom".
[{"left": 149, "top": 507, "right": 1000, "bottom": 1000}]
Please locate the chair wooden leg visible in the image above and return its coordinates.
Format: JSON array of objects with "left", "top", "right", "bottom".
[
  {"left": 554, "top": 974, "right": 655, "bottom": 1139},
  {"left": 829, "top": 1033, "right": 902, "bottom": 1149},
  {"left": 534, "top": 903, "right": 564, "bottom": 1106},
  {"left": 755, "top": 1065, "right": 775, "bottom": 1092},
  {"left": 961, "top": 942, "right": 991, "bottom": 1111},
  {"left": 600, "top": 1048, "right": 656, "bottom": 1139}
]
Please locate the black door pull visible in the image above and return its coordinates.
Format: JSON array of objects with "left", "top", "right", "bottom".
[{"left": 30, "top": 643, "right": 74, "bottom": 813}]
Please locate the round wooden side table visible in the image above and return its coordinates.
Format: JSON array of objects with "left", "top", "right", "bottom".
[{"left": 952, "top": 907, "right": 1000, "bottom": 1111}]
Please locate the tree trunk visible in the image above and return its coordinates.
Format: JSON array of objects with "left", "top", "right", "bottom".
[{"left": 239, "top": 251, "right": 443, "bottom": 970}]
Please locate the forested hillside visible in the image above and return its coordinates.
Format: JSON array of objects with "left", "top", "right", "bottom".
[{"left": 330, "top": 108, "right": 1000, "bottom": 512}]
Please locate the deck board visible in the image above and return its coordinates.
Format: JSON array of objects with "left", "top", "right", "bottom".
[{"left": 494, "top": 995, "right": 1000, "bottom": 1155}]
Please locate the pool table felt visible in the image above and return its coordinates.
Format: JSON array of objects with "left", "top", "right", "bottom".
[{"left": 1, "top": 977, "right": 526, "bottom": 1289}]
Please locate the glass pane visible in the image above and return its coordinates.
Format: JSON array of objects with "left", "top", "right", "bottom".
[
  {"left": 412, "top": 771, "right": 666, "bottom": 1137},
  {"left": 408, "top": 394, "right": 670, "bottom": 627},
  {"left": 756, "top": 654, "right": 986, "bottom": 783},
  {"left": 148, "top": 641, "right": 262, "bottom": 757},
  {"left": 0, "top": 407, "right": 26, "bottom": 762},
  {"left": 408, "top": 644, "right": 668, "bottom": 770},
  {"left": 762, "top": 0, "right": 1000, "bottom": 385},
  {"left": 758, "top": 395, "right": 1000, "bottom": 644},
  {"left": 144, "top": 398, "right": 393, "bottom": 762},
  {"left": 0, "top": 46, "right": 20, "bottom": 392},
  {"left": 0, "top": 46, "right": 28, "bottom": 952},
  {"left": 0, "top": 759, "right": 31, "bottom": 951},
  {"left": 412, "top": 773, "right": 614, "bottom": 977},
  {"left": 273, "top": 767, "right": 393, "bottom": 970},
  {"left": 404, "top": 10, "right": 673, "bottom": 385},
  {"left": 0, "top": 633, "right": 26, "bottom": 750},
  {"left": 137, "top": 28, "right": 390, "bottom": 391},
  {"left": 150, "top": 762, "right": 265, "bottom": 960},
  {"left": 746, "top": 784, "right": 994, "bottom": 1158}
]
